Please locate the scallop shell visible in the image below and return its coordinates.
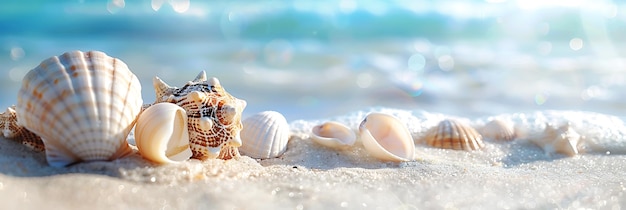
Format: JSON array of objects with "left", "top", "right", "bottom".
[
  {"left": 530, "top": 123, "right": 581, "bottom": 157},
  {"left": 16, "top": 50, "right": 141, "bottom": 167},
  {"left": 424, "top": 119, "right": 484, "bottom": 151},
  {"left": 239, "top": 111, "right": 290, "bottom": 159},
  {"left": 311, "top": 121, "right": 356, "bottom": 149},
  {"left": 479, "top": 119, "right": 516, "bottom": 141},
  {"left": 359, "top": 113, "right": 415, "bottom": 162},
  {"left": 135, "top": 103, "right": 192, "bottom": 164},
  {"left": 152, "top": 72, "right": 246, "bottom": 160}
]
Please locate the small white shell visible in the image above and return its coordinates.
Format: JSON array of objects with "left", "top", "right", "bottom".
[
  {"left": 16, "top": 51, "right": 141, "bottom": 167},
  {"left": 359, "top": 113, "right": 415, "bottom": 162},
  {"left": 480, "top": 119, "right": 516, "bottom": 141},
  {"left": 530, "top": 123, "right": 581, "bottom": 157},
  {"left": 135, "top": 103, "right": 192, "bottom": 164},
  {"left": 424, "top": 119, "right": 484, "bottom": 151},
  {"left": 311, "top": 121, "right": 356, "bottom": 149},
  {"left": 239, "top": 111, "right": 290, "bottom": 159}
]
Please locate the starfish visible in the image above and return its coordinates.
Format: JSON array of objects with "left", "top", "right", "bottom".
[{"left": 151, "top": 71, "right": 246, "bottom": 160}]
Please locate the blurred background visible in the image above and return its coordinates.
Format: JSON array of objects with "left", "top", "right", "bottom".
[{"left": 1, "top": 0, "right": 625, "bottom": 120}]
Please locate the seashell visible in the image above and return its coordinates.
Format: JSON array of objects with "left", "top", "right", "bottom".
[
  {"left": 530, "top": 123, "right": 581, "bottom": 157},
  {"left": 135, "top": 103, "right": 192, "bottom": 164},
  {"left": 239, "top": 111, "right": 290, "bottom": 159},
  {"left": 16, "top": 50, "right": 141, "bottom": 167},
  {"left": 311, "top": 121, "right": 356, "bottom": 149},
  {"left": 152, "top": 71, "right": 246, "bottom": 160},
  {"left": 359, "top": 113, "right": 415, "bottom": 162},
  {"left": 479, "top": 119, "right": 516, "bottom": 141},
  {"left": 424, "top": 119, "right": 484, "bottom": 151},
  {"left": 0, "top": 105, "right": 45, "bottom": 151}
]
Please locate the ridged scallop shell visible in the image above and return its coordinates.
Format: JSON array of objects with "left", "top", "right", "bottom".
[
  {"left": 359, "top": 113, "right": 415, "bottom": 162},
  {"left": 16, "top": 50, "right": 142, "bottom": 167},
  {"left": 479, "top": 119, "right": 516, "bottom": 141},
  {"left": 424, "top": 119, "right": 484, "bottom": 151},
  {"left": 311, "top": 121, "right": 356, "bottom": 149},
  {"left": 135, "top": 103, "right": 192, "bottom": 164},
  {"left": 152, "top": 72, "right": 246, "bottom": 160},
  {"left": 239, "top": 111, "right": 290, "bottom": 159}
]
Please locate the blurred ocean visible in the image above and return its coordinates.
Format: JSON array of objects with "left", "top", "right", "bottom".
[{"left": 1, "top": 0, "right": 626, "bottom": 121}]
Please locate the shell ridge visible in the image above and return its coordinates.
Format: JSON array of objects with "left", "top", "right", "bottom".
[
  {"left": 44, "top": 137, "right": 82, "bottom": 167},
  {"left": 37, "top": 55, "right": 83, "bottom": 159},
  {"left": 266, "top": 116, "right": 279, "bottom": 157}
]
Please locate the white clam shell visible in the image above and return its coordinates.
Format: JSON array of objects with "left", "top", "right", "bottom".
[
  {"left": 16, "top": 51, "right": 141, "bottom": 167},
  {"left": 311, "top": 121, "right": 356, "bottom": 149},
  {"left": 359, "top": 113, "right": 415, "bottom": 162},
  {"left": 135, "top": 103, "right": 192, "bottom": 164},
  {"left": 239, "top": 111, "right": 290, "bottom": 159},
  {"left": 480, "top": 119, "right": 516, "bottom": 141}
]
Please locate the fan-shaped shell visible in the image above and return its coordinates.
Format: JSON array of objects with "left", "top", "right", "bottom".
[
  {"left": 424, "top": 119, "right": 484, "bottom": 151},
  {"left": 359, "top": 113, "right": 415, "bottom": 162},
  {"left": 135, "top": 103, "right": 192, "bottom": 164},
  {"left": 239, "top": 111, "right": 290, "bottom": 159},
  {"left": 16, "top": 50, "right": 142, "bottom": 167},
  {"left": 479, "top": 119, "right": 516, "bottom": 141}
]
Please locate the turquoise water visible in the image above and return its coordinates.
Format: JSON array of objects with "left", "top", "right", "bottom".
[{"left": 1, "top": 0, "right": 626, "bottom": 120}]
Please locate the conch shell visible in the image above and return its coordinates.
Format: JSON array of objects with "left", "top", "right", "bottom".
[
  {"left": 0, "top": 105, "right": 44, "bottom": 151},
  {"left": 529, "top": 123, "right": 581, "bottom": 157},
  {"left": 135, "top": 103, "right": 192, "bottom": 164},
  {"left": 151, "top": 71, "right": 246, "bottom": 160},
  {"left": 15, "top": 50, "right": 141, "bottom": 167},
  {"left": 359, "top": 113, "right": 415, "bottom": 162}
]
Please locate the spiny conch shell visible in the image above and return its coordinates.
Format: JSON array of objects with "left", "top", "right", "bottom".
[
  {"left": 0, "top": 105, "right": 44, "bottom": 151},
  {"left": 135, "top": 103, "right": 192, "bottom": 164},
  {"left": 529, "top": 123, "right": 581, "bottom": 157},
  {"left": 424, "top": 119, "right": 484, "bottom": 151},
  {"left": 311, "top": 121, "right": 356, "bottom": 149},
  {"left": 239, "top": 111, "right": 290, "bottom": 159},
  {"left": 16, "top": 50, "right": 141, "bottom": 167},
  {"left": 359, "top": 113, "right": 415, "bottom": 162},
  {"left": 479, "top": 119, "right": 516, "bottom": 141},
  {"left": 152, "top": 71, "right": 246, "bottom": 160}
]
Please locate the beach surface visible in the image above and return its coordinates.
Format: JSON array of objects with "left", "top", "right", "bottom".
[{"left": 1, "top": 108, "right": 625, "bottom": 209}]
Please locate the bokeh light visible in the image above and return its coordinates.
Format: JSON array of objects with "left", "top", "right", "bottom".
[{"left": 569, "top": 38, "right": 584, "bottom": 51}]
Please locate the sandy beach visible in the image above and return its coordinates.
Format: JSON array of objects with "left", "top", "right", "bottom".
[{"left": 1, "top": 108, "right": 625, "bottom": 209}]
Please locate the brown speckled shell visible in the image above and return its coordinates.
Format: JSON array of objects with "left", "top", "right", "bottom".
[
  {"left": 151, "top": 71, "right": 246, "bottom": 160},
  {"left": 424, "top": 119, "right": 484, "bottom": 151}
]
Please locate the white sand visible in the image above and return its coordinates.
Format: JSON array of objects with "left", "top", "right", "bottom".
[{"left": 1, "top": 108, "right": 626, "bottom": 209}]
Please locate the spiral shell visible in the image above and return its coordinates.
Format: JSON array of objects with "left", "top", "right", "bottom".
[
  {"left": 423, "top": 119, "right": 484, "bottom": 151},
  {"left": 479, "top": 119, "right": 516, "bottom": 141},
  {"left": 152, "top": 72, "right": 246, "bottom": 160},
  {"left": 530, "top": 123, "right": 580, "bottom": 157},
  {"left": 16, "top": 50, "right": 142, "bottom": 167},
  {"left": 311, "top": 121, "right": 356, "bottom": 149},
  {"left": 359, "top": 113, "right": 415, "bottom": 162},
  {"left": 135, "top": 103, "right": 192, "bottom": 164},
  {"left": 239, "top": 111, "right": 290, "bottom": 159}
]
